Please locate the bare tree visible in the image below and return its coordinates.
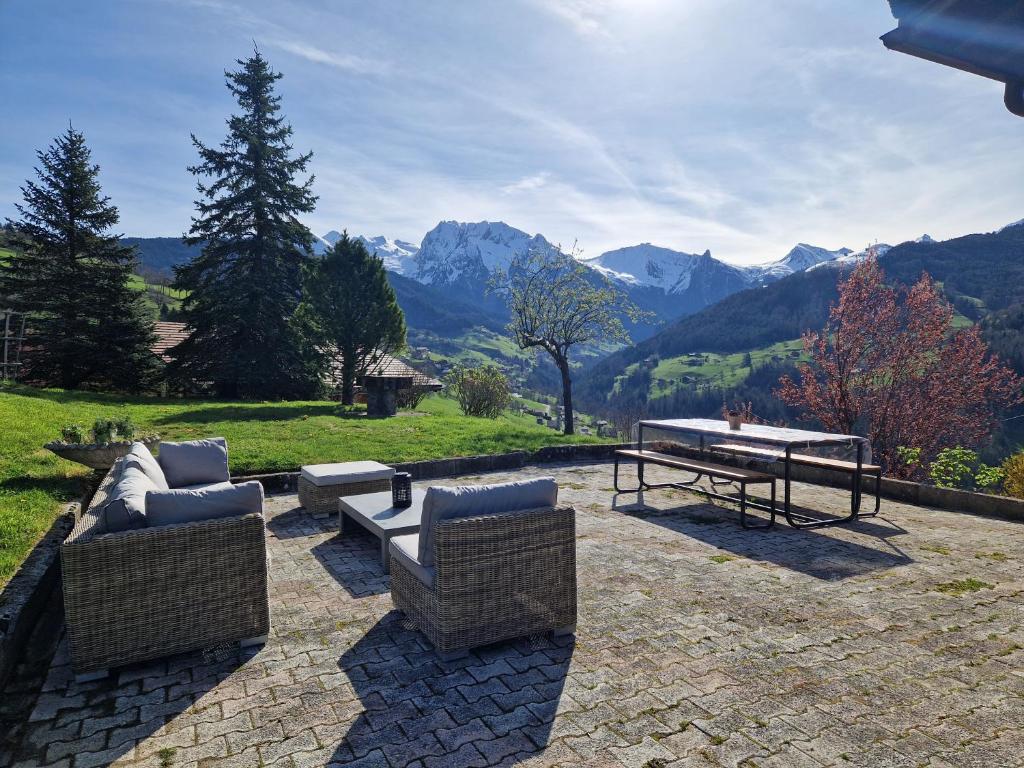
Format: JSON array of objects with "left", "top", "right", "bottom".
[{"left": 492, "top": 245, "right": 643, "bottom": 435}]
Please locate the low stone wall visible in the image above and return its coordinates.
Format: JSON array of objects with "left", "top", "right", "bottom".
[
  {"left": 237, "top": 443, "right": 633, "bottom": 492},
  {"left": 0, "top": 504, "right": 77, "bottom": 691},
  {"left": 237, "top": 441, "right": 1024, "bottom": 523},
  {"left": 668, "top": 446, "right": 1024, "bottom": 523}
]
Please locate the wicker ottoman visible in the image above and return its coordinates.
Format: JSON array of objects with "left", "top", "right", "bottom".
[{"left": 298, "top": 461, "right": 395, "bottom": 518}]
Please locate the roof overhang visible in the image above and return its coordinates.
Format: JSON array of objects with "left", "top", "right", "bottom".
[{"left": 881, "top": 0, "right": 1024, "bottom": 116}]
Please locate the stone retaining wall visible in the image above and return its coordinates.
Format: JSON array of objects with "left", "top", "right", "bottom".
[{"left": 0, "top": 504, "right": 76, "bottom": 691}]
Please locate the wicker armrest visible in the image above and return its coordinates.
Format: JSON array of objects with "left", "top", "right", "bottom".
[
  {"left": 434, "top": 504, "right": 577, "bottom": 608},
  {"left": 62, "top": 512, "right": 269, "bottom": 674}
]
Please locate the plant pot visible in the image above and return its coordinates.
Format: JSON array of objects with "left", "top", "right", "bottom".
[
  {"left": 726, "top": 412, "right": 743, "bottom": 430},
  {"left": 44, "top": 435, "right": 160, "bottom": 471}
]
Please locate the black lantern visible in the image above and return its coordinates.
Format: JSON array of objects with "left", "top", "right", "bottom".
[{"left": 391, "top": 472, "right": 412, "bottom": 508}]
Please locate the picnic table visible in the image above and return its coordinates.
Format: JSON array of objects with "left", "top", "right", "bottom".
[{"left": 627, "top": 418, "right": 880, "bottom": 529}]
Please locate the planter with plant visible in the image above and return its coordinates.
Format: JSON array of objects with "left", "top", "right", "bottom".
[{"left": 45, "top": 417, "right": 159, "bottom": 470}]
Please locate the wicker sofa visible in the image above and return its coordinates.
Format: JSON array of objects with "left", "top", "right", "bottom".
[
  {"left": 388, "top": 478, "right": 577, "bottom": 657},
  {"left": 62, "top": 442, "right": 270, "bottom": 681}
]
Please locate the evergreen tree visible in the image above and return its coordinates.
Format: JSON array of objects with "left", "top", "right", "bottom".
[
  {"left": 302, "top": 234, "right": 406, "bottom": 405},
  {"left": 172, "top": 50, "right": 320, "bottom": 399},
  {"left": 1, "top": 127, "right": 157, "bottom": 391}
]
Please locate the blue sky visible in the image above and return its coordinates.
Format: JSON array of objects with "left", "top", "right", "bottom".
[{"left": 2, "top": 0, "right": 1022, "bottom": 265}]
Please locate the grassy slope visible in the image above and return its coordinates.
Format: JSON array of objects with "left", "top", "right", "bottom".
[{"left": 0, "top": 385, "right": 606, "bottom": 585}]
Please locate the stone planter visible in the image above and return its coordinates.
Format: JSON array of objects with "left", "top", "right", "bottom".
[{"left": 44, "top": 435, "right": 160, "bottom": 471}]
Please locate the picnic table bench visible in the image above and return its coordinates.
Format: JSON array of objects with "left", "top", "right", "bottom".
[
  {"left": 615, "top": 419, "right": 880, "bottom": 529},
  {"left": 613, "top": 449, "right": 776, "bottom": 529}
]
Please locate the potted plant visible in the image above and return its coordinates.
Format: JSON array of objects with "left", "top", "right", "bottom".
[
  {"left": 726, "top": 410, "right": 743, "bottom": 430},
  {"left": 45, "top": 416, "right": 159, "bottom": 471}
]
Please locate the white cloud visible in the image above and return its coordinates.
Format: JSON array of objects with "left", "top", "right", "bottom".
[
  {"left": 267, "top": 40, "right": 387, "bottom": 77},
  {"left": 528, "top": 0, "right": 613, "bottom": 39},
  {"left": 501, "top": 173, "right": 551, "bottom": 193}
]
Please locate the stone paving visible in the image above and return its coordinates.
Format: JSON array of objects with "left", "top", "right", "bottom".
[{"left": 4, "top": 461, "right": 1024, "bottom": 768}]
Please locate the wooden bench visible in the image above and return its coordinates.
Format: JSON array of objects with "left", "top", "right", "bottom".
[
  {"left": 711, "top": 443, "right": 882, "bottom": 515},
  {"left": 613, "top": 449, "right": 776, "bottom": 529}
]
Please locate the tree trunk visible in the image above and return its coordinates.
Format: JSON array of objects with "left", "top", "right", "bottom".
[
  {"left": 341, "top": 359, "right": 356, "bottom": 406},
  {"left": 557, "top": 357, "right": 574, "bottom": 435}
]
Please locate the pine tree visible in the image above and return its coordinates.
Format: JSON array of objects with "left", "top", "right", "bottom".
[
  {"left": 302, "top": 234, "right": 406, "bottom": 405},
  {"left": 1, "top": 127, "right": 157, "bottom": 391},
  {"left": 171, "top": 50, "right": 320, "bottom": 399}
]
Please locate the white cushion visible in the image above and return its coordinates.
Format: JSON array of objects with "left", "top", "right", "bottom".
[
  {"left": 389, "top": 533, "right": 435, "bottom": 588},
  {"left": 300, "top": 461, "right": 394, "bottom": 486},
  {"left": 418, "top": 477, "right": 558, "bottom": 567},
  {"left": 145, "top": 481, "right": 264, "bottom": 527},
  {"left": 123, "top": 442, "right": 169, "bottom": 490}
]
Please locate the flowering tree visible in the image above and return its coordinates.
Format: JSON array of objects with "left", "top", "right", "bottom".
[{"left": 777, "top": 255, "right": 1022, "bottom": 478}]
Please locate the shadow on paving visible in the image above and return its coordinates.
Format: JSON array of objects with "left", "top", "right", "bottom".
[
  {"left": 613, "top": 491, "right": 913, "bottom": 580},
  {"left": 9, "top": 642, "right": 254, "bottom": 767},
  {"left": 332, "top": 614, "right": 573, "bottom": 766},
  {"left": 265, "top": 507, "right": 392, "bottom": 598}
]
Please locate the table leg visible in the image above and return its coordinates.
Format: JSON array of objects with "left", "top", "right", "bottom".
[
  {"left": 851, "top": 443, "right": 864, "bottom": 516},
  {"left": 380, "top": 535, "right": 391, "bottom": 574}
]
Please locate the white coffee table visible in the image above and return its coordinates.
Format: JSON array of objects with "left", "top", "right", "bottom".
[{"left": 338, "top": 489, "right": 426, "bottom": 573}]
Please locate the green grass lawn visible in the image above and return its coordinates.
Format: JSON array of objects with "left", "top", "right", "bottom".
[{"left": 0, "top": 384, "right": 607, "bottom": 586}]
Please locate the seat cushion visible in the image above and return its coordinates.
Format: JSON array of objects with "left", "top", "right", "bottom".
[
  {"left": 158, "top": 437, "right": 229, "bottom": 488},
  {"left": 389, "top": 533, "right": 435, "bottom": 588},
  {"left": 419, "top": 477, "right": 558, "bottom": 567},
  {"left": 175, "top": 480, "right": 235, "bottom": 492},
  {"left": 145, "top": 480, "right": 263, "bottom": 528},
  {"left": 122, "top": 442, "right": 169, "bottom": 490},
  {"left": 300, "top": 461, "right": 394, "bottom": 486},
  {"left": 102, "top": 465, "right": 159, "bottom": 533}
]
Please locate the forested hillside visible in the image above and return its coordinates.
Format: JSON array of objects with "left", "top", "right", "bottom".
[{"left": 579, "top": 223, "right": 1024, "bottom": 422}]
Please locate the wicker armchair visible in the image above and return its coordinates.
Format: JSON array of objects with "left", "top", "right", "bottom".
[
  {"left": 62, "top": 459, "right": 270, "bottom": 680},
  {"left": 390, "top": 504, "right": 577, "bottom": 657}
]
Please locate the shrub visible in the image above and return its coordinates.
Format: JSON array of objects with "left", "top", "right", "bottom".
[
  {"left": 89, "top": 416, "right": 135, "bottom": 444},
  {"left": 60, "top": 424, "right": 86, "bottom": 444},
  {"left": 396, "top": 386, "right": 430, "bottom": 410},
  {"left": 446, "top": 364, "right": 510, "bottom": 419},
  {"left": 1003, "top": 451, "right": 1024, "bottom": 498},
  {"left": 928, "top": 446, "right": 1004, "bottom": 492}
]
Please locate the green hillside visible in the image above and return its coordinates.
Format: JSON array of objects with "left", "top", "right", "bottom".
[{"left": 580, "top": 224, "right": 1024, "bottom": 416}]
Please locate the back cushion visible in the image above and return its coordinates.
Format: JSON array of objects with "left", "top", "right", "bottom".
[
  {"left": 146, "top": 481, "right": 263, "bottom": 528},
  {"left": 122, "top": 442, "right": 169, "bottom": 490},
  {"left": 418, "top": 477, "right": 558, "bottom": 567},
  {"left": 102, "top": 465, "right": 158, "bottom": 533},
  {"left": 157, "top": 437, "right": 229, "bottom": 488}
]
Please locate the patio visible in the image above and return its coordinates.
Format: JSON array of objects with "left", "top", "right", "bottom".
[{"left": 6, "top": 461, "right": 1024, "bottom": 768}]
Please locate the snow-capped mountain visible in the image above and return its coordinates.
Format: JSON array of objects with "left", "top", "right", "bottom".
[
  {"left": 355, "top": 235, "right": 420, "bottom": 275},
  {"left": 412, "top": 220, "right": 558, "bottom": 286},
  {"left": 750, "top": 243, "right": 853, "bottom": 281},
  {"left": 313, "top": 230, "right": 420, "bottom": 273},
  {"left": 583, "top": 243, "right": 751, "bottom": 302}
]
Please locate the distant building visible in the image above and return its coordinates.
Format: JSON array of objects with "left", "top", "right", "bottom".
[{"left": 151, "top": 321, "right": 441, "bottom": 399}]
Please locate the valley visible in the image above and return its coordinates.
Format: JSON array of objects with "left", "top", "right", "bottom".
[{"left": 117, "top": 217, "right": 1024, "bottom": 436}]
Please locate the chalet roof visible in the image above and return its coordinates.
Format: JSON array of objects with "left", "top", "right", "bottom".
[
  {"left": 151, "top": 321, "right": 441, "bottom": 389},
  {"left": 328, "top": 352, "right": 442, "bottom": 390},
  {"left": 152, "top": 321, "right": 190, "bottom": 363}
]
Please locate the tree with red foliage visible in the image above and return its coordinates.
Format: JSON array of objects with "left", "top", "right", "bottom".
[{"left": 777, "top": 255, "right": 1022, "bottom": 478}]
